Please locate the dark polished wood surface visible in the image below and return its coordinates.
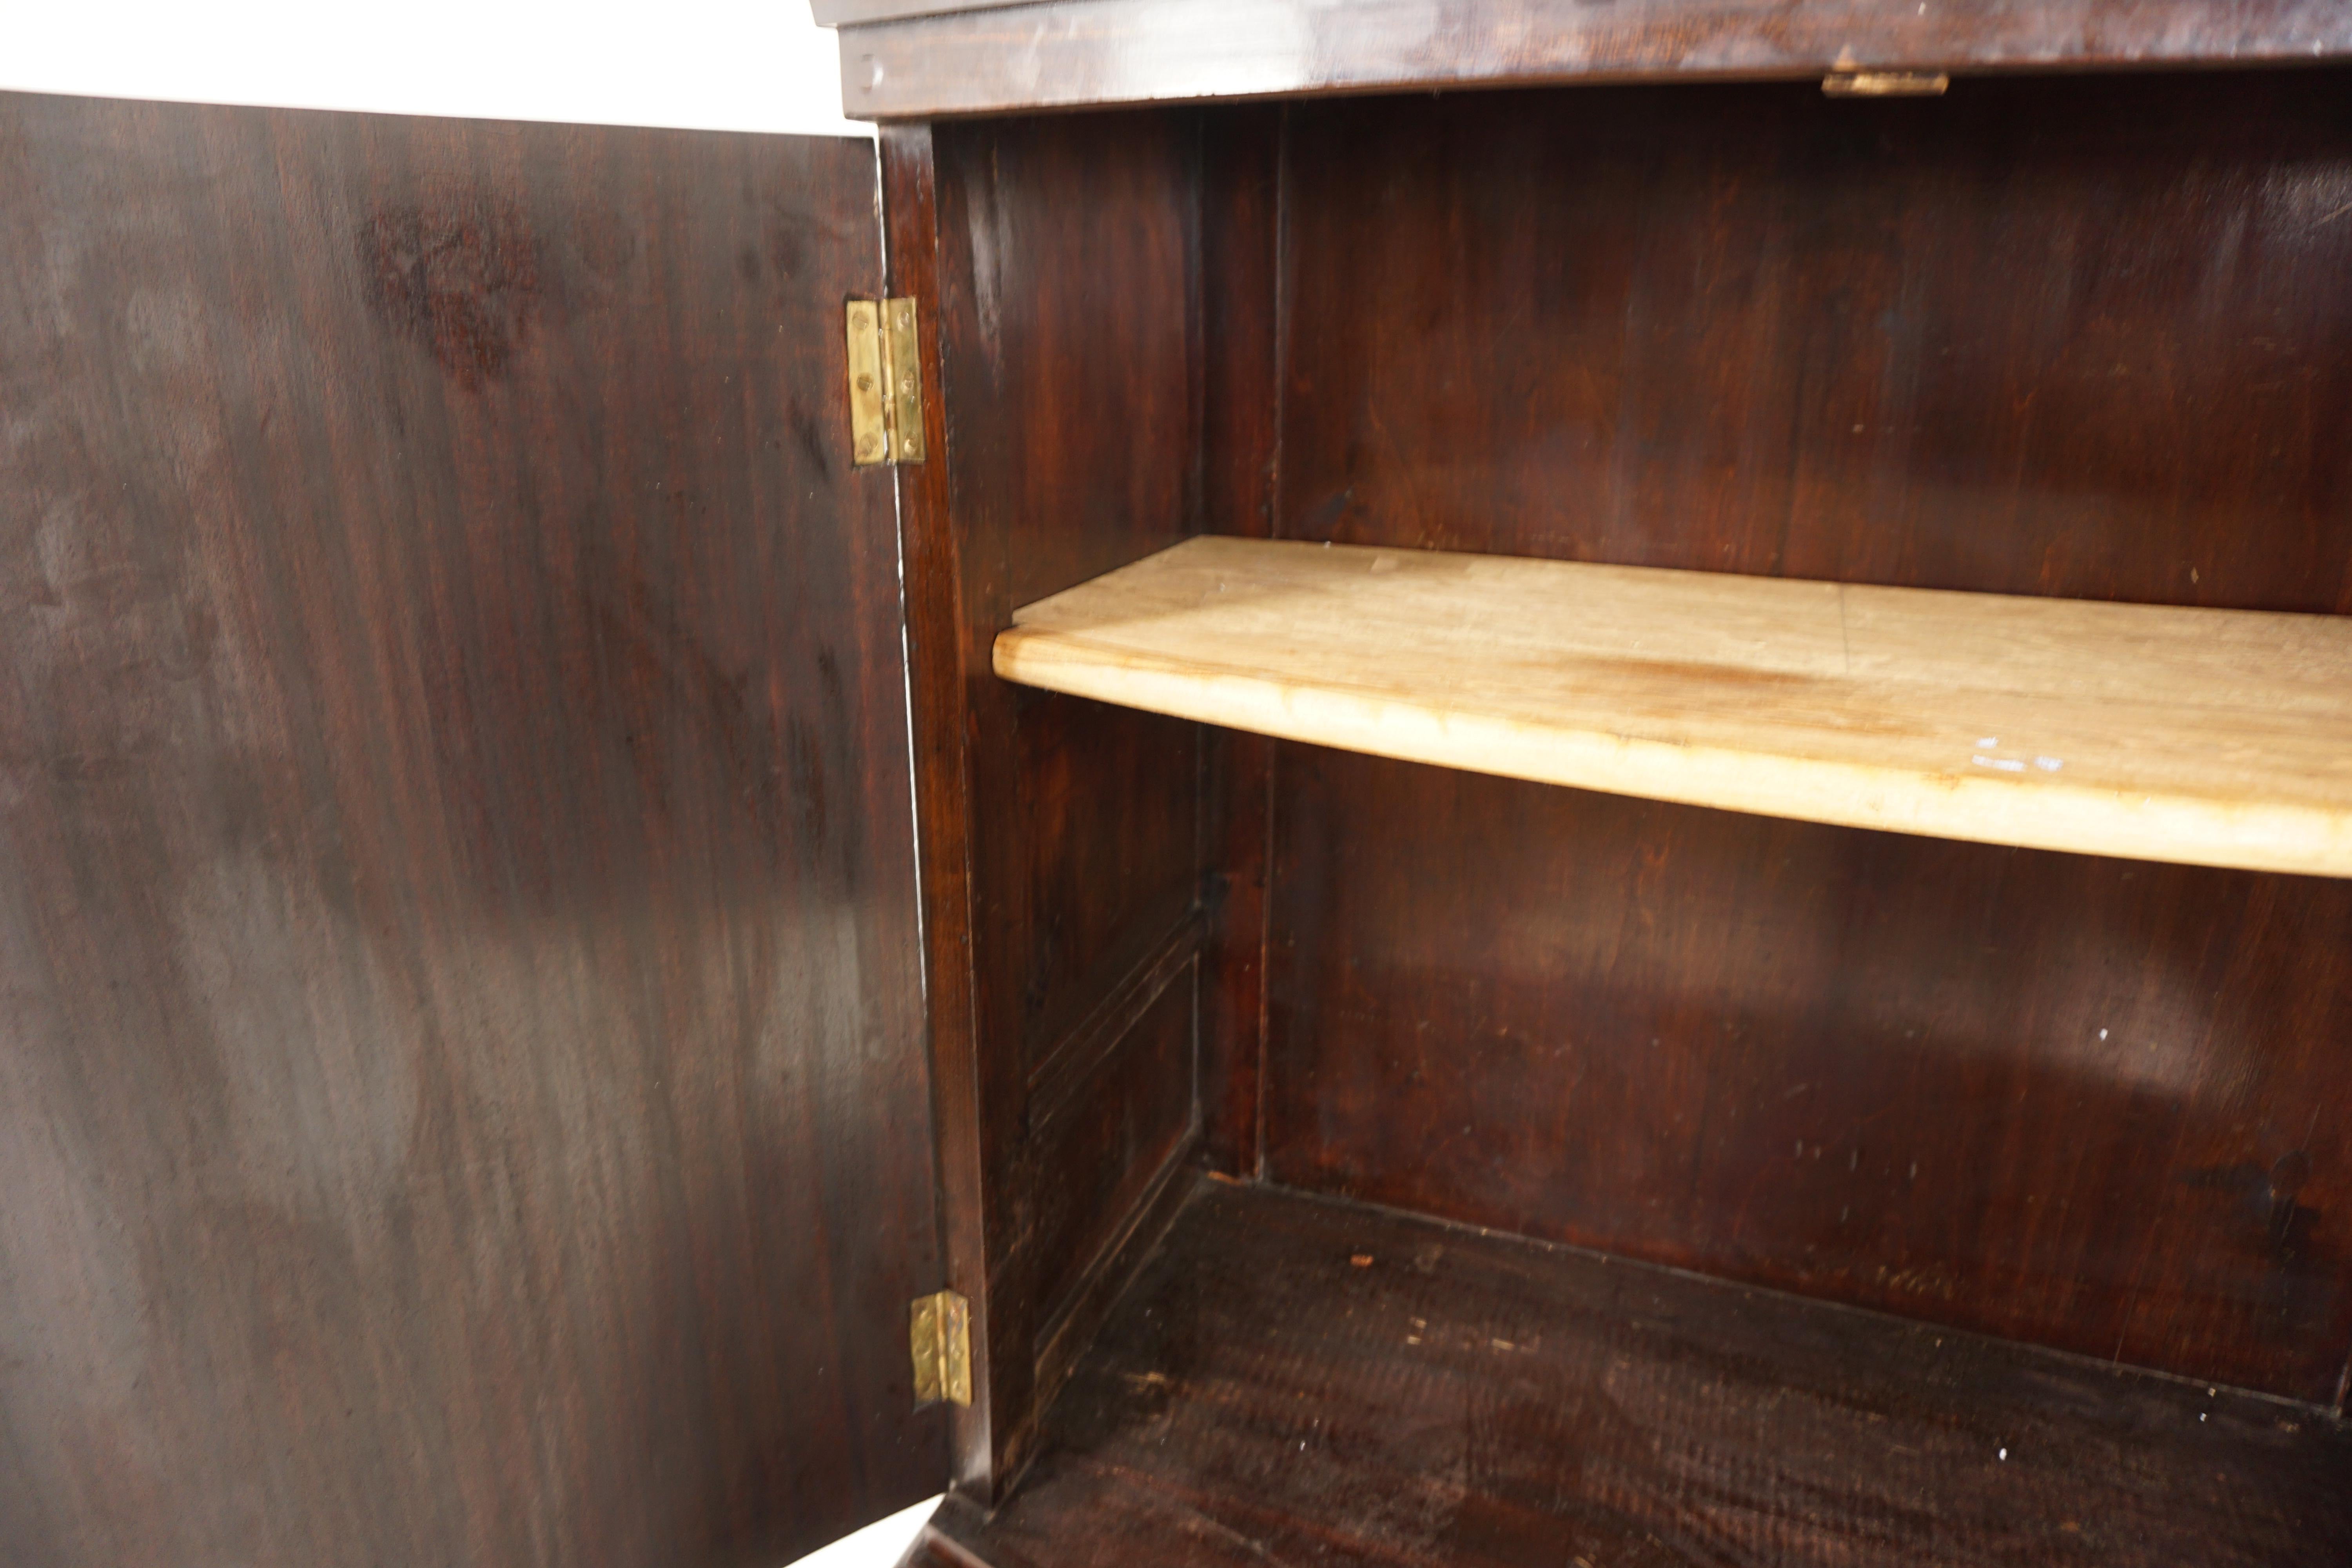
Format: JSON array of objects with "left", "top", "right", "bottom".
[
  {"left": 920, "top": 1180, "right": 2352, "bottom": 1567},
  {"left": 0, "top": 93, "right": 941, "bottom": 1565},
  {"left": 910, "top": 108, "right": 1209, "bottom": 1488},
  {"left": 882, "top": 120, "right": 1001, "bottom": 1499},
  {"left": 835, "top": 0, "right": 2352, "bottom": 120},
  {"left": 1270, "top": 757, "right": 2352, "bottom": 1404},
  {"left": 1279, "top": 75, "right": 2352, "bottom": 613},
  {"left": 1260, "top": 73, "right": 2352, "bottom": 1403},
  {"left": 1194, "top": 105, "right": 1283, "bottom": 1180}
]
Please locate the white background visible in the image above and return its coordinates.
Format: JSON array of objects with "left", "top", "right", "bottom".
[
  {"left": 0, "top": 3, "right": 929, "bottom": 1563},
  {"left": 1, "top": 0, "right": 871, "bottom": 138}
]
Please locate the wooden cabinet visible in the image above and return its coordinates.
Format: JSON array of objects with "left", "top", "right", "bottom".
[{"left": 6, "top": 5, "right": 2351, "bottom": 1564}]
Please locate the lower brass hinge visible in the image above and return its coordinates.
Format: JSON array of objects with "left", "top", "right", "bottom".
[
  {"left": 846, "top": 298, "right": 927, "bottom": 466},
  {"left": 910, "top": 1289, "right": 971, "bottom": 1407}
]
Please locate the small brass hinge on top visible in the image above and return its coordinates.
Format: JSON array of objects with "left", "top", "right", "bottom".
[
  {"left": 910, "top": 1289, "right": 971, "bottom": 1407},
  {"left": 1822, "top": 69, "right": 1949, "bottom": 97},
  {"left": 846, "top": 298, "right": 927, "bottom": 466}
]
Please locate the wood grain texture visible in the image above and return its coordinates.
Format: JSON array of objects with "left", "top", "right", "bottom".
[
  {"left": 1253, "top": 71, "right": 2352, "bottom": 1404},
  {"left": 997, "top": 537, "right": 2352, "bottom": 876},
  {"left": 882, "top": 121, "right": 1000, "bottom": 1500},
  {"left": 833, "top": 0, "right": 2352, "bottom": 119},
  {"left": 911, "top": 108, "right": 1207, "bottom": 1488},
  {"left": 1193, "top": 106, "right": 1283, "bottom": 1178},
  {"left": 1268, "top": 751, "right": 2352, "bottom": 1403},
  {"left": 1279, "top": 75, "right": 2352, "bottom": 612},
  {"left": 1024, "top": 967, "right": 1197, "bottom": 1344},
  {"left": 924, "top": 1181, "right": 2352, "bottom": 1567},
  {"left": 0, "top": 93, "right": 942, "bottom": 1565}
]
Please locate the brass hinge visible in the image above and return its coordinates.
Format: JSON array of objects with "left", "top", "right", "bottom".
[
  {"left": 846, "top": 298, "right": 927, "bottom": 466},
  {"left": 909, "top": 1289, "right": 971, "bottom": 1407},
  {"left": 1822, "top": 70, "right": 1949, "bottom": 97}
]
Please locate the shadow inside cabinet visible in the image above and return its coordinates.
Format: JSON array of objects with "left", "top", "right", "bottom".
[{"left": 905, "top": 1179, "right": 2350, "bottom": 1568}]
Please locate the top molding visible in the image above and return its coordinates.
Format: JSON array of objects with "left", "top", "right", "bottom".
[{"left": 820, "top": 0, "right": 2352, "bottom": 120}]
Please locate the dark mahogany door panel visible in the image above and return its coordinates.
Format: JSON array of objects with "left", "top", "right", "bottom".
[{"left": 0, "top": 93, "right": 940, "bottom": 1566}]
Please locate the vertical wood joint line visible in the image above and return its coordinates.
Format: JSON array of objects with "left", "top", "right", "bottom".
[{"left": 1254, "top": 103, "right": 1292, "bottom": 1182}]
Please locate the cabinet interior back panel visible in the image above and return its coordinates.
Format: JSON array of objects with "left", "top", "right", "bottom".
[{"left": 1263, "top": 73, "right": 2352, "bottom": 1403}]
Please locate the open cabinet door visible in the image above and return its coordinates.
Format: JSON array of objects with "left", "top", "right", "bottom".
[{"left": 0, "top": 94, "right": 942, "bottom": 1566}]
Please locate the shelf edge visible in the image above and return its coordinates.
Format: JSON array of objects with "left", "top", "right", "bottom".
[{"left": 994, "top": 626, "right": 2352, "bottom": 879}]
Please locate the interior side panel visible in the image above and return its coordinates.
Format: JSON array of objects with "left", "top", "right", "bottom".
[
  {"left": 1024, "top": 969, "right": 1198, "bottom": 1340},
  {"left": 921, "top": 108, "right": 1208, "bottom": 1481}
]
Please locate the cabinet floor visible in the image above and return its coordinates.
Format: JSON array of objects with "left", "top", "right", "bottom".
[{"left": 917, "top": 1179, "right": 2349, "bottom": 1568}]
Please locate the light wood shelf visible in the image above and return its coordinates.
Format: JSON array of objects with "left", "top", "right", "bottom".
[{"left": 993, "top": 537, "right": 2352, "bottom": 877}]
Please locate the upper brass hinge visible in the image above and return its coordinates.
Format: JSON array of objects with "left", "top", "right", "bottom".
[
  {"left": 909, "top": 1288, "right": 971, "bottom": 1407},
  {"left": 846, "top": 298, "right": 927, "bottom": 466}
]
